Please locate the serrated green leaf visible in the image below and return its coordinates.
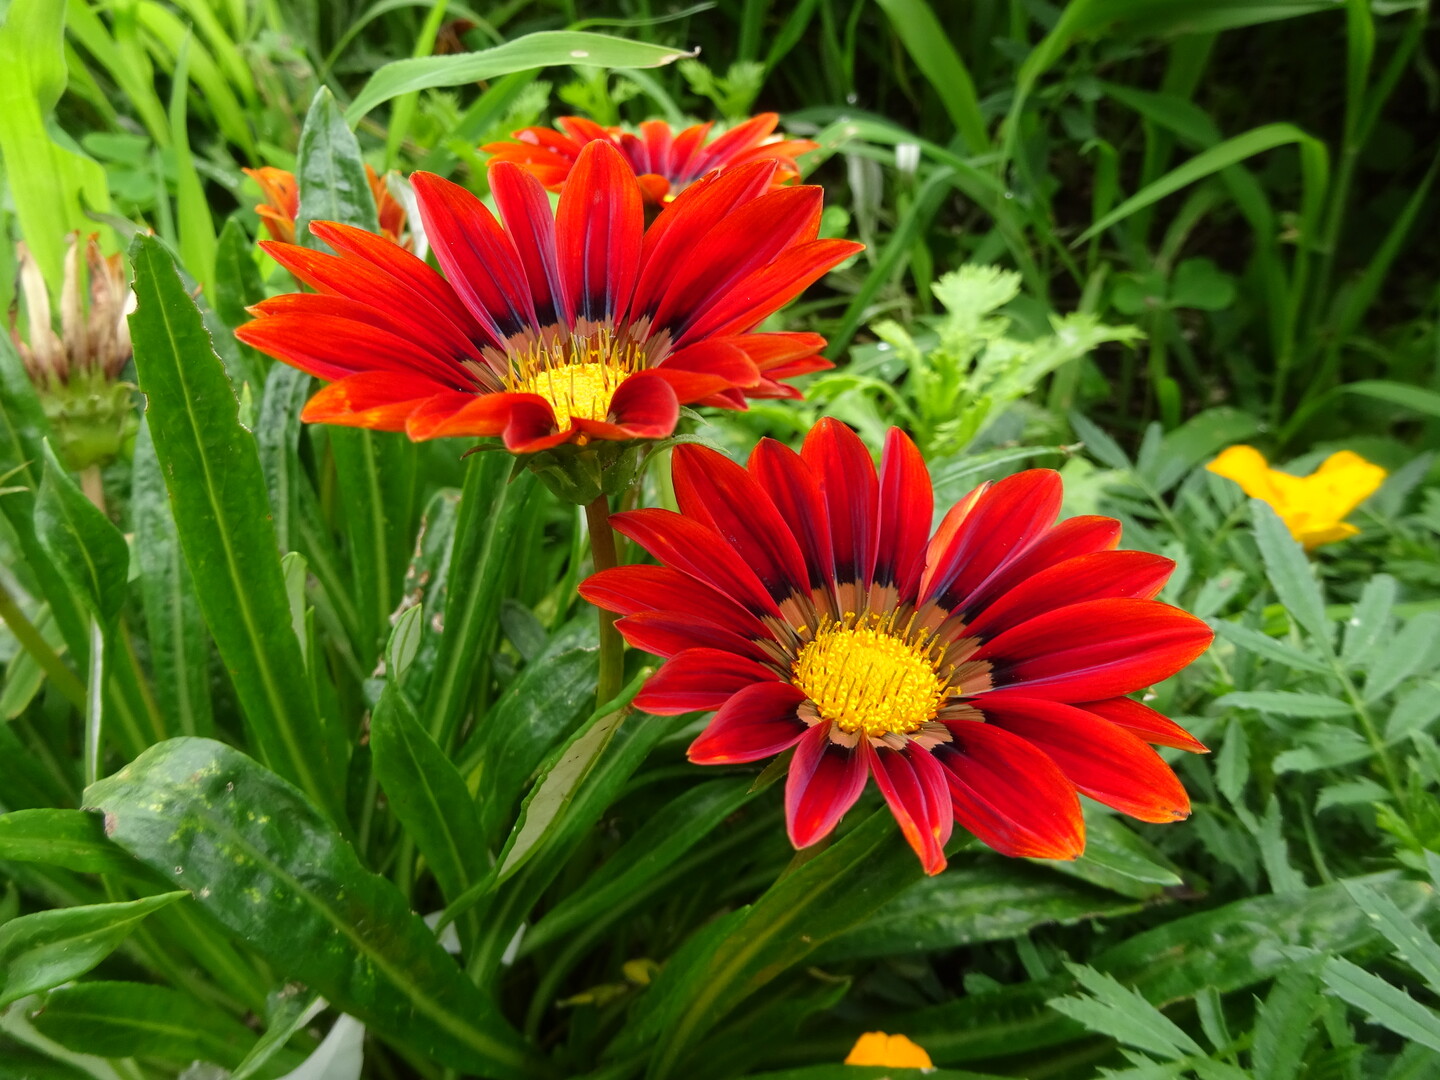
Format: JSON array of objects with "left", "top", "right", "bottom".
[
  {"left": 0, "top": 891, "right": 185, "bottom": 1008},
  {"left": 1316, "top": 778, "right": 1390, "bottom": 813},
  {"left": 32, "top": 981, "right": 255, "bottom": 1067},
  {"left": 1215, "top": 717, "right": 1249, "bottom": 805},
  {"left": 1069, "top": 410, "right": 1131, "bottom": 470},
  {"left": 1386, "top": 684, "right": 1440, "bottom": 742},
  {"left": 1048, "top": 963, "right": 1203, "bottom": 1060},
  {"left": 1210, "top": 620, "right": 1330, "bottom": 675},
  {"left": 1342, "top": 574, "right": 1396, "bottom": 668},
  {"left": 1215, "top": 690, "right": 1351, "bottom": 719},
  {"left": 1251, "top": 500, "right": 1331, "bottom": 648},
  {"left": 127, "top": 234, "right": 344, "bottom": 821},
  {"left": 84, "top": 737, "right": 536, "bottom": 1077},
  {"left": 1364, "top": 613, "right": 1440, "bottom": 702},
  {"left": 1251, "top": 965, "right": 1322, "bottom": 1080},
  {"left": 1344, "top": 882, "right": 1440, "bottom": 996},
  {"left": 1322, "top": 957, "right": 1440, "bottom": 1052}
]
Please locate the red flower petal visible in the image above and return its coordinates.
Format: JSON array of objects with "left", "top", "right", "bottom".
[
  {"left": 957, "top": 515, "right": 1123, "bottom": 618},
  {"left": 801, "top": 418, "right": 879, "bottom": 593},
  {"left": 628, "top": 161, "right": 778, "bottom": 322},
  {"left": 933, "top": 723, "right": 1084, "bottom": 859},
  {"left": 688, "top": 682, "right": 809, "bottom": 764},
  {"left": 677, "top": 238, "right": 863, "bottom": 345},
  {"left": 747, "top": 438, "right": 834, "bottom": 592},
  {"left": 976, "top": 695, "right": 1191, "bottom": 823},
  {"left": 488, "top": 161, "right": 573, "bottom": 328},
  {"left": 785, "top": 724, "right": 869, "bottom": 848},
  {"left": 402, "top": 391, "right": 528, "bottom": 441},
  {"left": 609, "top": 508, "right": 785, "bottom": 621},
  {"left": 962, "top": 550, "right": 1175, "bottom": 640},
  {"left": 866, "top": 742, "right": 953, "bottom": 875},
  {"left": 1081, "top": 697, "right": 1208, "bottom": 754},
  {"left": 410, "top": 171, "right": 536, "bottom": 338},
  {"left": 634, "top": 648, "right": 779, "bottom": 714},
  {"left": 876, "top": 428, "right": 932, "bottom": 599},
  {"left": 921, "top": 470, "right": 1063, "bottom": 610},
  {"left": 654, "top": 340, "right": 761, "bottom": 403},
  {"left": 672, "top": 444, "right": 811, "bottom": 603},
  {"left": 555, "top": 140, "right": 643, "bottom": 324},
  {"left": 237, "top": 310, "right": 454, "bottom": 384},
  {"left": 976, "top": 598, "right": 1214, "bottom": 701},
  {"left": 615, "top": 611, "right": 772, "bottom": 663},
  {"left": 694, "top": 113, "right": 780, "bottom": 172},
  {"left": 604, "top": 371, "right": 679, "bottom": 439},
  {"left": 301, "top": 372, "right": 448, "bottom": 431},
  {"left": 578, "top": 565, "right": 771, "bottom": 640}
]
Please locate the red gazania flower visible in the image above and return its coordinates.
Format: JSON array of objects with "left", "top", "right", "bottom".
[
  {"left": 482, "top": 113, "right": 818, "bottom": 206},
  {"left": 579, "top": 420, "right": 1213, "bottom": 874},
  {"left": 243, "top": 164, "right": 409, "bottom": 247},
  {"left": 237, "top": 142, "right": 857, "bottom": 452}
]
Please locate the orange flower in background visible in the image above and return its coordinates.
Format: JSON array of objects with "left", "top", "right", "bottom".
[
  {"left": 483, "top": 113, "right": 818, "bottom": 206},
  {"left": 1207, "top": 445, "right": 1387, "bottom": 550},
  {"left": 581, "top": 420, "right": 1212, "bottom": 875},
  {"left": 237, "top": 142, "right": 859, "bottom": 454},
  {"left": 243, "top": 164, "right": 408, "bottom": 247},
  {"left": 845, "top": 1031, "right": 934, "bottom": 1068}
]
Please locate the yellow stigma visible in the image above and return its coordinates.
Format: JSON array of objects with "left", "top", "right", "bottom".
[
  {"left": 792, "top": 614, "right": 945, "bottom": 737},
  {"left": 506, "top": 329, "right": 644, "bottom": 429}
]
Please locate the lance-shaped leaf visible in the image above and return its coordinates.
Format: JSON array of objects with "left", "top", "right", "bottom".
[
  {"left": 34, "top": 442, "right": 128, "bottom": 626},
  {"left": 85, "top": 737, "right": 538, "bottom": 1078},
  {"left": 127, "top": 233, "right": 344, "bottom": 821},
  {"left": 0, "top": 808, "right": 136, "bottom": 876}
]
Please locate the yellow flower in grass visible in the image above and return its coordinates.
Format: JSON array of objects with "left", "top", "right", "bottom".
[
  {"left": 845, "top": 1031, "right": 934, "bottom": 1069},
  {"left": 1207, "top": 446, "right": 1387, "bottom": 550}
]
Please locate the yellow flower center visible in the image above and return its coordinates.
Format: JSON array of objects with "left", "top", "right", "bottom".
[
  {"left": 506, "top": 329, "right": 645, "bottom": 429},
  {"left": 792, "top": 615, "right": 946, "bottom": 737}
]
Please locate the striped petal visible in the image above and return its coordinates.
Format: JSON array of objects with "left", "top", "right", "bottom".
[
  {"left": 785, "top": 724, "right": 869, "bottom": 848},
  {"left": 866, "top": 742, "right": 953, "bottom": 875},
  {"left": 634, "top": 648, "right": 779, "bottom": 714},
  {"left": 1080, "top": 697, "right": 1208, "bottom": 754},
  {"left": 688, "top": 682, "right": 809, "bottom": 764},
  {"left": 962, "top": 551, "right": 1175, "bottom": 640},
  {"left": 555, "top": 140, "right": 643, "bottom": 324}
]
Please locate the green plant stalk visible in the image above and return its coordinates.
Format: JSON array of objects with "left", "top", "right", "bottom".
[
  {"left": 0, "top": 576, "right": 86, "bottom": 710},
  {"left": 1330, "top": 659, "right": 1406, "bottom": 820},
  {"left": 584, "top": 494, "right": 625, "bottom": 712}
]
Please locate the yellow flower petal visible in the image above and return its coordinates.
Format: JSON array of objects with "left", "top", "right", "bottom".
[
  {"left": 845, "top": 1031, "right": 934, "bottom": 1068},
  {"left": 1206, "top": 445, "right": 1386, "bottom": 550}
]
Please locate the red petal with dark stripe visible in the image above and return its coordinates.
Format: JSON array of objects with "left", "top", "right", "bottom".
[
  {"left": 688, "top": 682, "right": 809, "bottom": 764},
  {"left": 958, "top": 515, "right": 1123, "bottom": 618},
  {"left": 802, "top": 419, "right": 878, "bottom": 592},
  {"left": 655, "top": 340, "right": 761, "bottom": 403},
  {"left": 555, "top": 140, "right": 643, "bottom": 324},
  {"left": 402, "top": 391, "right": 529, "bottom": 441},
  {"left": 785, "top": 724, "right": 869, "bottom": 848},
  {"left": 615, "top": 611, "right": 772, "bottom": 663},
  {"left": 604, "top": 371, "right": 679, "bottom": 439},
  {"left": 634, "top": 648, "right": 777, "bottom": 714},
  {"left": 695, "top": 113, "right": 779, "bottom": 172},
  {"left": 977, "top": 695, "right": 1191, "bottom": 823},
  {"left": 747, "top": 438, "right": 834, "bottom": 591},
  {"left": 609, "top": 508, "right": 784, "bottom": 620},
  {"left": 866, "top": 742, "right": 954, "bottom": 875},
  {"left": 578, "top": 565, "right": 772, "bottom": 640},
  {"left": 963, "top": 551, "right": 1175, "bottom": 640},
  {"left": 672, "top": 444, "right": 810, "bottom": 603},
  {"left": 237, "top": 311, "right": 449, "bottom": 384},
  {"left": 876, "top": 428, "right": 932, "bottom": 598},
  {"left": 1081, "top": 697, "right": 1208, "bottom": 754},
  {"left": 629, "top": 161, "right": 777, "bottom": 321},
  {"left": 976, "top": 598, "right": 1214, "bottom": 701},
  {"left": 410, "top": 172, "right": 536, "bottom": 338},
  {"left": 489, "top": 161, "right": 572, "bottom": 328},
  {"left": 934, "top": 723, "right": 1084, "bottom": 859},
  {"left": 921, "top": 470, "right": 1063, "bottom": 610}
]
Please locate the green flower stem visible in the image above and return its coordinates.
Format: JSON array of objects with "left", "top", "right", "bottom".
[
  {"left": 0, "top": 576, "right": 87, "bottom": 710},
  {"left": 584, "top": 493, "right": 625, "bottom": 711}
]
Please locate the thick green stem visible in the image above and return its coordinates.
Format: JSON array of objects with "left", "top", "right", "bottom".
[
  {"left": 584, "top": 494, "right": 625, "bottom": 711},
  {"left": 0, "top": 577, "right": 87, "bottom": 710}
]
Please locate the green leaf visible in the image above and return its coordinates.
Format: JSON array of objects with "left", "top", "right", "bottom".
[
  {"left": 212, "top": 216, "right": 266, "bottom": 333},
  {"left": 295, "top": 85, "right": 378, "bottom": 242},
  {"left": 1322, "top": 957, "right": 1440, "bottom": 1053},
  {"left": 1251, "top": 500, "right": 1332, "bottom": 647},
  {"left": 385, "top": 604, "right": 424, "bottom": 684},
  {"left": 1344, "top": 380, "right": 1440, "bottom": 421},
  {"left": 347, "top": 31, "right": 696, "bottom": 124},
  {"left": 127, "top": 233, "right": 344, "bottom": 821},
  {"left": 874, "top": 0, "right": 988, "bottom": 152},
  {"left": 1069, "top": 410, "right": 1131, "bottom": 470},
  {"left": 648, "top": 811, "right": 925, "bottom": 1078},
  {"left": 32, "top": 981, "right": 255, "bottom": 1067},
  {"left": 1250, "top": 966, "right": 1323, "bottom": 1080},
  {"left": 370, "top": 681, "right": 486, "bottom": 908},
  {"left": 1048, "top": 962, "right": 1204, "bottom": 1060},
  {"left": 1044, "top": 814, "right": 1184, "bottom": 899},
  {"left": 229, "top": 988, "right": 323, "bottom": 1080},
  {"left": 1215, "top": 690, "right": 1352, "bottom": 719},
  {"left": 84, "top": 737, "right": 537, "bottom": 1077},
  {"left": 255, "top": 363, "right": 310, "bottom": 555},
  {"left": 132, "top": 419, "right": 212, "bottom": 737},
  {"left": 1344, "top": 881, "right": 1440, "bottom": 997},
  {"left": 1343, "top": 573, "right": 1396, "bottom": 667},
  {"left": 0, "top": 808, "right": 135, "bottom": 875},
  {"left": 1364, "top": 613, "right": 1440, "bottom": 702},
  {"left": 814, "top": 861, "right": 1141, "bottom": 963},
  {"left": 33, "top": 441, "right": 128, "bottom": 625},
  {"left": 1385, "top": 685, "right": 1440, "bottom": 742},
  {"left": 0, "top": 891, "right": 185, "bottom": 1008},
  {"left": 1211, "top": 620, "right": 1330, "bottom": 675}
]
